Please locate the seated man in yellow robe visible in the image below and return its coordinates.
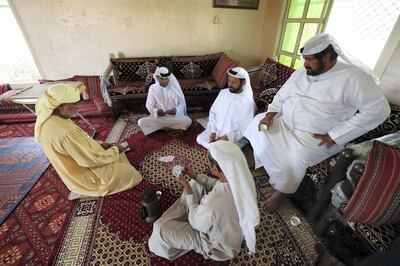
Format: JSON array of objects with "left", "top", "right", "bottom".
[{"left": 35, "top": 84, "right": 143, "bottom": 200}]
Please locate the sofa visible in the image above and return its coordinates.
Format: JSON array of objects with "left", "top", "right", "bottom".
[
  {"left": 255, "top": 58, "right": 400, "bottom": 263},
  {"left": 106, "top": 52, "right": 238, "bottom": 117},
  {"left": 0, "top": 76, "right": 111, "bottom": 123}
]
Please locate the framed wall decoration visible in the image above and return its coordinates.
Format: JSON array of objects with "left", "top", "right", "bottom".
[{"left": 213, "top": 0, "right": 260, "bottom": 10}]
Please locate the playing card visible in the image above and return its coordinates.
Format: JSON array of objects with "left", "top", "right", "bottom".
[
  {"left": 172, "top": 165, "right": 184, "bottom": 177},
  {"left": 159, "top": 155, "right": 175, "bottom": 163}
]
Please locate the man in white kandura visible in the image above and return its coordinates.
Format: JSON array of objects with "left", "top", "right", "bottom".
[
  {"left": 244, "top": 33, "right": 390, "bottom": 211},
  {"left": 138, "top": 67, "right": 191, "bottom": 135},
  {"left": 148, "top": 140, "right": 259, "bottom": 261},
  {"left": 196, "top": 67, "right": 255, "bottom": 149}
]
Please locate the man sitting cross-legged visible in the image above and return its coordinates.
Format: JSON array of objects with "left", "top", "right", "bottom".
[
  {"left": 148, "top": 140, "right": 259, "bottom": 261},
  {"left": 35, "top": 84, "right": 143, "bottom": 200},
  {"left": 196, "top": 67, "right": 255, "bottom": 149},
  {"left": 138, "top": 67, "right": 192, "bottom": 135}
]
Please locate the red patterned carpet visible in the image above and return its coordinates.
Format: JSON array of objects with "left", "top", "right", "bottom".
[
  {"left": 0, "top": 116, "right": 116, "bottom": 266},
  {"left": 52, "top": 114, "right": 319, "bottom": 265}
]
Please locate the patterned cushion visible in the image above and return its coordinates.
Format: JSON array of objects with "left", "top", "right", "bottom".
[
  {"left": 111, "top": 57, "right": 161, "bottom": 83},
  {"left": 110, "top": 81, "right": 146, "bottom": 95},
  {"left": 343, "top": 141, "right": 400, "bottom": 225},
  {"left": 352, "top": 104, "right": 400, "bottom": 144},
  {"left": 211, "top": 54, "right": 238, "bottom": 89},
  {"left": 260, "top": 58, "right": 295, "bottom": 89},
  {"left": 179, "top": 79, "right": 219, "bottom": 91},
  {"left": 73, "top": 75, "right": 101, "bottom": 100},
  {"left": 171, "top": 52, "right": 223, "bottom": 80}
]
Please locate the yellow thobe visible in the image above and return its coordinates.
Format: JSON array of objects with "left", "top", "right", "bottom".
[{"left": 39, "top": 115, "right": 142, "bottom": 196}]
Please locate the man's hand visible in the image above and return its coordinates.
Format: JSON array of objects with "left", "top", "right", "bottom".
[
  {"left": 157, "top": 109, "right": 166, "bottom": 117},
  {"left": 116, "top": 144, "right": 129, "bottom": 153},
  {"left": 101, "top": 142, "right": 115, "bottom": 150},
  {"left": 313, "top": 134, "right": 334, "bottom": 148},
  {"left": 209, "top": 132, "right": 217, "bottom": 142},
  {"left": 258, "top": 112, "right": 276, "bottom": 131},
  {"left": 216, "top": 135, "right": 228, "bottom": 141},
  {"left": 182, "top": 165, "right": 197, "bottom": 180},
  {"left": 166, "top": 107, "right": 176, "bottom": 116}
]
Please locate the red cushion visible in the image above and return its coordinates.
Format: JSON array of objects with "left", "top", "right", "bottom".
[
  {"left": 211, "top": 54, "right": 238, "bottom": 89},
  {"left": 73, "top": 75, "right": 101, "bottom": 100},
  {"left": 343, "top": 141, "right": 400, "bottom": 225},
  {"left": 0, "top": 84, "right": 10, "bottom": 94},
  {"left": 93, "top": 98, "right": 111, "bottom": 114}
]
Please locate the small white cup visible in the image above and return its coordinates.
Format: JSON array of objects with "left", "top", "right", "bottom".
[
  {"left": 153, "top": 108, "right": 158, "bottom": 118},
  {"left": 290, "top": 216, "right": 301, "bottom": 226}
]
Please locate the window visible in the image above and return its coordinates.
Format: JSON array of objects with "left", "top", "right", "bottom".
[
  {"left": 325, "top": 0, "right": 400, "bottom": 71},
  {"left": 0, "top": 0, "right": 41, "bottom": 84},
  {"left": 276, "top": 0, "right": 333, "bottom": 68}
]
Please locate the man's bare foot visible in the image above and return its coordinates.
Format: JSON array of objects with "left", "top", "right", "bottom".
[{"left": 262, "top": 190, "right": 287, "bottom": 211}]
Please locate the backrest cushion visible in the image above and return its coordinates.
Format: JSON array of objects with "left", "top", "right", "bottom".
[
  {"left": 260, "top": 58, "right": 295, "bottom": 89},
  {"left": 73, "top": 75, "right": 101, "bottom": 99},
  {"left": 343, "top": 141, "right": 400, "bottom": 225},
  {"left": 0, "top": 84, "right": 10, "bottom": 94},
  {"left": 211, "top": 54, "right": 239, "bottom": 89},
  {"left": 110, "top": 57, "right": 161, "bottom": 83},
  {"left": 353, "top": 104, "right": 400, "bottom": 144},
  {"left": 171, "top": 52, "right": 223, "bottom": 79}
]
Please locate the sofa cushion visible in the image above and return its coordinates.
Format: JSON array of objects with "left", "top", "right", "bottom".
[
  {"left": 73, "top": 75, "right": 101, "bottom": 99},
  {"left": 343, "top": 141, "right": 400, "bottom": 225},
  {"left": 211, "top": 54, "right": 238, "bottom": 89},
  {"left": 353, "top": 104, "right": 400, "bottom": 144},
  {"left": 171, "top": 52, "right": 223, "bottom": 80},
  {"left": 76, "top": 100, "right": 99, "bottom": 116},
  {"left": 111, "top": 57, "right": 160, "bottom": 83},
  {"left": 260, "top": 58, "right": 295, "bottom": 89},
  {"left": 110, "top": 81, "right": 146, "bottom": 95},
  {"left": 93, "top": 98, "right": 111, "bottom": 114}
]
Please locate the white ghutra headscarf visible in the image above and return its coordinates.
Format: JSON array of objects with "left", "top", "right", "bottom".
[
  {"left": 302, "top": 33, "right": 379, "bottom": 84},
  {"left": 153, "top": 67, "right": 187, "bottom": 115},
  {"left": 227, "top": 67, "right": 255, "bottom": 104},
  {"left": 209, "top": 140, "right": 260, "bottom": 254}
]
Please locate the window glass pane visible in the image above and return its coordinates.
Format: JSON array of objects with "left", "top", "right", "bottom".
[
  {"left": 282, "top": 23, "right": 300, "bottom": 53},
  {"left": 307, "top": 0, "right": 325, "bottom": 18},
  {"left": 0, "top": 7, "right": 40, "bottom": 83},
  {"left": 325, "top": 0, "right": 400, "bottom": 69},
  {"left": 298, "top": 23, "right": 319, "bottom": 54},
  {"left": 294, "top": 59, "right": 304, "bottom": 69},
  {"left": 279, "top": 54, "right": 293, "bottom": 67},
  {"left": 288, "top": 0, "right": 306, "bottom": 18}
]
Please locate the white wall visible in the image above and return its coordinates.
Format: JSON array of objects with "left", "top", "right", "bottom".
[
  {"left": 380, "top": 40, "right": 400, "bottom": 106},
  {"left": 11, "top": 0, "right": 281, "bottom": 79}
]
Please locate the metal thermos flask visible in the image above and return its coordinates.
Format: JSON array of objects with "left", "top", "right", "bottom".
[{"left": 140, "top": 188, "right": 162, "bottom": 223}]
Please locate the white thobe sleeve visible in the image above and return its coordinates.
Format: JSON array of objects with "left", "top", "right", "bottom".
[
  {"left": 267, "top": 73, "right": 296, "bottom": 114},
  {"left": 195, "top": 173, "right": 218, "bottom": 191},
  {"left": 225, "top": 102, "right": 254, "bottom": 142},
  {"left": 328, "top": 76, "right": 391, "bottom": 146},
  {"left": 207, "top": 97, "right": 218, "bottom": 133},
  {"left": 174, "top": 93, "right": 186, "bottom": 116},
  {"left": 145, "top": 87, "right": 157, "bottom": 116}
]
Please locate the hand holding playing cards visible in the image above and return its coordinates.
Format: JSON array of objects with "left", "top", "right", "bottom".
[
  {"left": 182, "top": 165, "right": 197, "bottom": 180},
  {"left": 176, "top": 175, "right": 189, "bottom": 188},
  {"left": 101, "top": 142, "right": 115, "bottom": 149}
]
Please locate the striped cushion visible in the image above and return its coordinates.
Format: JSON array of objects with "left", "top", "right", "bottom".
[
  {"left": 73, "top": 75, "right": 101, "bottom": 99},
  {"left": 93, "top": 98, "right": 111, "bottom": 114},
  {"left": 0, "top": 84, "right": 10, "bottom": 94},
  {"left": 343, "top": 141, "right": 400, "bottom": 225}
]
